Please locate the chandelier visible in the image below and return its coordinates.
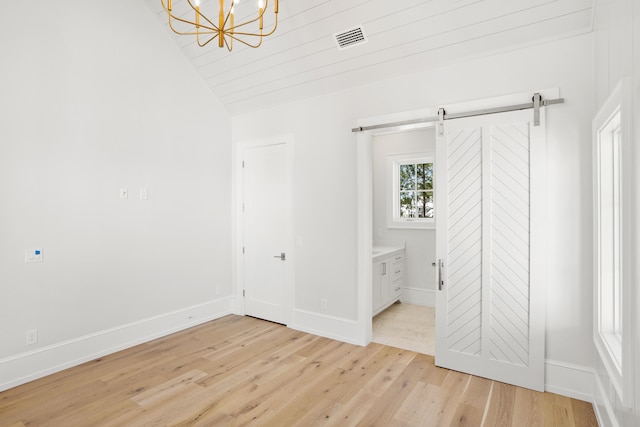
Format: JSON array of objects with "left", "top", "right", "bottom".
[{"left": 161, "top": 0, "right": 279, "bottom": 50}]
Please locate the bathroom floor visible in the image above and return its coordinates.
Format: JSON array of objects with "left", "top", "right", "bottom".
[{"left": 372, "top": 302, "right": 435, "bottom": 355}]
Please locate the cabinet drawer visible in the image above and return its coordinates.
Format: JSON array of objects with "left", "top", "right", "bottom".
[
  {"left": 391, "top": 278, "right": 403, "bottom": 298},
  {"left": 391, "top": 260, "right": 403, "bottom": 281},
  {"left": 391, "top": 254, "right": 404, "bottom": 263}
]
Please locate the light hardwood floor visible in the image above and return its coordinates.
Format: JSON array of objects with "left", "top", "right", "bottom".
[{"left": 0, "top": 315, "right": 597, "bottom": 427}]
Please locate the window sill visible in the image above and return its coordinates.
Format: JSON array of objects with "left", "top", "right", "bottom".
[{"left": 387, "top": 221, "right": 435, "bottom": 230}]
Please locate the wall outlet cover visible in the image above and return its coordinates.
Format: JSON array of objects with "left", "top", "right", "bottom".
[
  {"left": 25, "top": 248, "right": 43, "bottom": 263},
  {"left": 26, "top": 329, "right": 38, "bottom": 345}
]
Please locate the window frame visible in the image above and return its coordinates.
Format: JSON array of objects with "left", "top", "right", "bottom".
[
  {"left": 592, "top": 79, "right": 633, "bottom": 407},
  {"left": 387, "top": 152, "right": 435, "bottom": 229}
]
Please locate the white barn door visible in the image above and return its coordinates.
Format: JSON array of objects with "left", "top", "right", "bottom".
[{"left": 435, "top": 109, "right": 546, "bottom": 391}]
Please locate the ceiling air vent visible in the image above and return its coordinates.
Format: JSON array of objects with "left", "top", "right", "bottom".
[{"left": 334, "top": 25, "right": 367, "bottom": 51}]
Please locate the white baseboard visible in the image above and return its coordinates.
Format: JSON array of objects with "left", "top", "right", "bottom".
[
  {"left": 544, "top": 359, "right": 594, "bottom": 402},
  {"left": 290, "top": 309, "right": 365, "bottom": 346},
  {"left": 400, "top": 287, "right": 435, "bottom": 307},
  {"left": 0, "top": 297, "right": 234, "bottom": 392}
]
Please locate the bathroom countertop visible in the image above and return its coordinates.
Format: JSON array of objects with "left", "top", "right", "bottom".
[{"left": 372, "top": 245, "right": 405, "bottom": 262}]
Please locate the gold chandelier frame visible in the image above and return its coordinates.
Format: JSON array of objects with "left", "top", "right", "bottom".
[{"left": 160, "top": 0, "right": 279, "bottom": 50}]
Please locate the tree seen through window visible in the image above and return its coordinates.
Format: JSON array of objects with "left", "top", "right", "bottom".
[{"left": 399, "top": 162, "right": 433, "bottom": 219}]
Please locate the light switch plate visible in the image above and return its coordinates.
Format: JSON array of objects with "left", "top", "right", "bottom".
[{"left": 120, "top": 188, "right": 128, "bottom": 199}]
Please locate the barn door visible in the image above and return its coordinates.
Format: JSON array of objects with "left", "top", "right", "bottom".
[{"left": 434, "top": 109, "right": 546, "bottom": 391}]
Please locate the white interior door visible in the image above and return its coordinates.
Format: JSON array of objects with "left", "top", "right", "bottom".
[
  {"left": 435, "top": 109, "right": 546, "bottom": 391},
  {"left": 242, "top": 142, "right": 291, "bottom": 325}
]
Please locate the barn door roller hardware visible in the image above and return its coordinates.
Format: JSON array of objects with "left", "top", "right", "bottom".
[{"left": 352, "top": 93, "right": 564, "bottom": 133}]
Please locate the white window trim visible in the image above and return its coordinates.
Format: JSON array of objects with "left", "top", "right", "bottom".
[
  {"left": 592, "top": 78, "right": 634, "bottom": 408},
  {"left": 386, "top": 152, "right": 435, "bottom": 229}
]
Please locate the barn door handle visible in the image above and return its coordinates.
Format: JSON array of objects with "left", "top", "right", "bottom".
[
  {"left": 438, "top": 259, "right": 445, "bottom": 290},
  {"left": 273, "top": 252, "right": 286, "bottom": 261}
]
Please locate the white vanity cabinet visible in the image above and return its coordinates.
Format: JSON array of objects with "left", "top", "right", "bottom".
[{"left": 372, "top": 248, "right": 405, "bottom": 316}]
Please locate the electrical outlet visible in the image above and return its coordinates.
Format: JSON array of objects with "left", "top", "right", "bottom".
[
  {"left": 26, "top": 329, "right": 38, "bottom": 345},
  {"left": 320, "top": 298, "right": 327, "bottom": 310},
  {"left": 25, "top": 248, "right": 43, "bottom": 264},
  {"left": 139, "top": 188, "right": 148, "bottom": 200}
]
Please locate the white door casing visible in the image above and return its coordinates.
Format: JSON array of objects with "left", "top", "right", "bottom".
[
  {"left": 240, "top": 139, "right": 293, "bottom": 325},
  {"left": 435, "top": 109, "right": 546, "bottom": 391}
]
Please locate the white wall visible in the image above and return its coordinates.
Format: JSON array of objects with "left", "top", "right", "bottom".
[
  {"left": 373, "top": 129, "right": 436, "bottom": 306},
  {"left": 235, "top": 110, "right": 360, "bottom": 323},
  {"left": 0, "top": 1, "right": 233, "bottom": 390},
  {"left": 233, "top": 32, "right": 595, "bottom": 395},
  {"left": 634, "top": 4, "right": 640, "bottom": 426},
  {"left": 592, "top": 1, "right": 640, "bottom": 426},
  {"left": 634, "top": 4, "right": 640, "bottom": 423}
]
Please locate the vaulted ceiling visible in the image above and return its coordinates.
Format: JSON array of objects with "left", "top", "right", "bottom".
[{"left": 144, "top": 0, "right": 593, "bottom": 114}]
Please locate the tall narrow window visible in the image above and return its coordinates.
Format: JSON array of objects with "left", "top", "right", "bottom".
[
  {"left": 597, "top": 106, "right": 622, "bottom": 362},
  {"left": 593, "top": 79, "right": 632, "bottom": 407}
]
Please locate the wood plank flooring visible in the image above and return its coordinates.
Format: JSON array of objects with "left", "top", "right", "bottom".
[{"left": 0, "top": 315, "right": 598, "bottom": 427}]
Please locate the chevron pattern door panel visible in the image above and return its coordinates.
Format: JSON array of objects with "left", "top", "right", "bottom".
[
  {"left": 435, "top": 109, "right": 545, "bottom": 392},
  {"left": 446, "top": 128, "right": 483, "bottom": 356},
  {"left": 488, "top": 123, "right": 530, "bottom": 367}
]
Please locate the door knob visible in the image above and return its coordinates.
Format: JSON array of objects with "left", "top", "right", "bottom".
[{"left": 273, "top": 252, "right": 286, "bottom": 261}]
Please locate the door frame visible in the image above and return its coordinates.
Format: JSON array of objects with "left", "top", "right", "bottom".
[
  {"left": 355, "top": 116, "right": 434, "bottom": 345},
  {"left": 355, "top": 89, "right": 558, "bottom": 347},
  {"left": 234, "top": 134, "right": 295, "bottom": 325}
]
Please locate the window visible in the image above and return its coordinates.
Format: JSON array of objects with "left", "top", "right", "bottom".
[
  {"left": 399, "top": 162, "right": 433, "bottom": 219},
  {"left": 593, "top": 79, "right": 633, "bottom": 407},
  {"left": 388, "top": 154, "right": 434, "bottom": 229},
  {"left": 596, "top": 106, "right": 622, "bottom": 360}
]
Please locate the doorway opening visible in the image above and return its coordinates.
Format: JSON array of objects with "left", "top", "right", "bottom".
[{"left": 370, "top": 126, "right": 436, "bottom": 355}]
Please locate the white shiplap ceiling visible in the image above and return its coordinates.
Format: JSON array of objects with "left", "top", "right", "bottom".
[{"left": 144, "top": 0, "right": 593, "bottom": 114}]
